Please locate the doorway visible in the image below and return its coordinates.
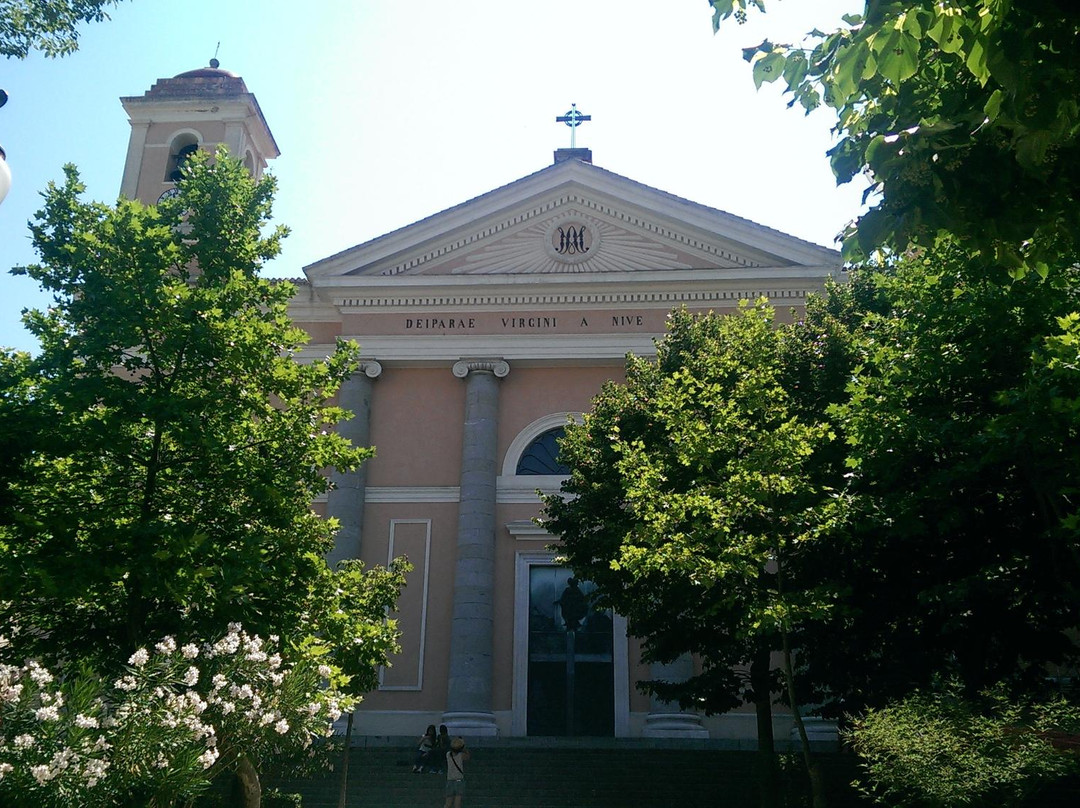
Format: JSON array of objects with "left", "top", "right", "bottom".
[{"left": 512, "top": 557, "right": 626, "bottom": 736}]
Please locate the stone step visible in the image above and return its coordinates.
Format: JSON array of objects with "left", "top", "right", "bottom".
[
  {"left": 260, "top": 744, "right": 1080, "bottom": 808},
  {"left": 270, "top": 746, "right": 837, "bottom": 808}
]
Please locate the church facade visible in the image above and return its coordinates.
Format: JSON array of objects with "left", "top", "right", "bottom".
[{"left": 120, "top": 65, "right": 841, "bottom": 742}]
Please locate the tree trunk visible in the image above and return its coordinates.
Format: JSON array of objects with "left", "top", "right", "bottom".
[
  {"left": 236, "top": 754, "right": 262, "bottom": 808},
  {"left": 780, "top": 623, "right": 826, "bottom": 808},
  {"left": 338, "top": 711, "right": 354, "bottom": 808},
  {"left": 751, "top": 645, "right": 781, "bottom": 808}
]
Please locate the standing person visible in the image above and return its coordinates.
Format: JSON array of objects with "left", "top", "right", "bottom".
[
  {"left": 443, "top": 738, "right": 470, "bottom": 808},
  {"left": 435, "top": 724, "right": 452, "bottom": 773},
  {"left": 413, "top": 724, "right": 436, "bottom": 773}
]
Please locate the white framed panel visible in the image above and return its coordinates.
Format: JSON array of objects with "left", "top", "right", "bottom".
[{"left": 378, "top": 519, "right": 431, "bottom": 691}]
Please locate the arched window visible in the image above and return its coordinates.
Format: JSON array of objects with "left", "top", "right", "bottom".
[
  {"left": 165, "top": 133, "right": 200, "bottom": 182},
  {"left": 515, "top": 427, "right": 569, "bottom": 476}
]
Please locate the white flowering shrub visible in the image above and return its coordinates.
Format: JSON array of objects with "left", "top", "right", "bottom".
[{"left": 0, "top": 625, "right": 351, "bottom": 807}]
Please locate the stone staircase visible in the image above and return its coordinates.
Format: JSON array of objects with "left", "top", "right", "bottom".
[
  {"left": 269, "top": 740, "right": 859, "bottom": 808},
  {"left": 265, "top": 738, "right": 1080, "bottom": 808}
]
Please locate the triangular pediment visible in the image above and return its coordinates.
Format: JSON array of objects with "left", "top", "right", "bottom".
[
  {"left": 304, "top": 160, "right": 838, "bottom": 282},
  {"left": 379, "top": 198, "right": 758, "bottom": 277}
]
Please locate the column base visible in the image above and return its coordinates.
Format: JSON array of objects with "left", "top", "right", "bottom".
[
  {"left": 642, "top": 712, "right": 710, "bottom": 739},
  {"left": 789, "top": 717, "right": 838, "bottom": 743},
  {"left": 441, "top": 711, "right": 499, "bottom": 737}
]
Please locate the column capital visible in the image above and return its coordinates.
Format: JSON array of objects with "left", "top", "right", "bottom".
[
  {"left": 452, "top": 358, "right": 510, "bottom": 379},
  {"left": 356, "top": 359, "right": 383, "bottom": 380}
]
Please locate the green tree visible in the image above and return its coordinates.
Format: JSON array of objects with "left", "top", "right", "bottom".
[
  {"left": 0, "top": 152, "right": 366, "bottom": 663},
  {"left": 711, "top": 1, "right": 1080, "bottom": 276},
  {"left": 849, "top": 682, "right": 1080, "bottom": 807},
  {"left": 0, "top": 0, "right": 126, "bottom": 58},
  {"left": 543, "top": 303, "right": 848, "bottom": 807},
  {"left": 0, "top": 151, "right": 408, "bottom": 805},
  {"left": 704, "top": 7, "right": 1080, "bottom": 801},
  {"left": 808, "top": 245, "right": 1080, "bottom": 709},
  {"left": 710, "top": 0, "right": 1080, "bottom": 710}
]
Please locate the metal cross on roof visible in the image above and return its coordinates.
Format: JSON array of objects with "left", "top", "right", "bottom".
[{"left": 556, "top": 103, "right": 592, "bottom": 149}]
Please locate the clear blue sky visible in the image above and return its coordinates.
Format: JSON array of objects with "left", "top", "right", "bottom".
[{"left": 0, "top": 0, "right": 864, "bottom": 352}]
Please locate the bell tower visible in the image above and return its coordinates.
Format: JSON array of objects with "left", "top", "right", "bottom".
[{"left": 119, "top": 59, "right": 280, "bottom": 205}]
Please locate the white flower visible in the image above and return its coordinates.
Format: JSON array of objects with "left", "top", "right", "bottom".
[
  {"left": 260, "top": 711, "right": 277, "bottom": 726},
  {"left": 155, "top": 636, "right": 176, "bottom": 655},
  {"left": 26, "top": 661, "right": 53, "bottom": 686},
  {"left": 14, "top": 734, "right": 35, "bottom": 748},
  {"left": 186, "top": 692, "right": 208, "bottom": 714},
  {"left": 267, "top": 653, "right": 282, "bottom": 670},
  {"left": 128, "top": 648, "right": 149, "bottom": 668},
  {"left": 270, "top": 672, "right": 284, "bottom": 686},
  {"left": 83, "top": 757, "right": 109, "bottom": 787},
  {"left": 221, "top": 701, "right": 236, "bottom": 715},
  {"left": 318, "top": 664, "right": 333, "bottom": 679},
  {"left": 50, "top": 748, "right": 74, "bottom": 770},
  {"left": 0, "top": 762, "right": 12, "bottom": 779},
  {"left": 75, "top": 713, "right": 99, "bottom": 729},
  {"left": 211, "top": 673, "right": 227, "bottom": 691},
  {"left": 114, "top": 675, "right": 138, "bottom": 691},
  {"left": 213, "top": 633, "right": 241, "bottom": 656},
  {"left": 182, "top": 666, "right": 199, "bottom": 686},
  {"left": 31, "top": 764, "right": 55, "bottom": 784},
  {"left": 198, "top": 747, "right": 219, "bottom": 769},
  {"left": 275, "top": 719, "right": 290, "bottom": 734},
  {"left": 35, "top": 704, "right": 60, "bottom": 721},
  {"left": 181, "top": 643, "right": 200, "bottom": 659}
]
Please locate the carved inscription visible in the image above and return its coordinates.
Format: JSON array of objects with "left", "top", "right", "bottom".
[
  {"left": 405, "top": 317, "right": 476, "bottom": 330},
  {"left": 501, "top": 317, "right": 558, "bottom": 328},
  {"left": 399, "top": 313, "right": 652, "bottom": 331}
]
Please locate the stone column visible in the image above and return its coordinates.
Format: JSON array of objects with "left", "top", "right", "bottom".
[
  {"left": 443, "top": 358, "right": 510, "bottom": 736},
  {"left": 325, "top": 360, "right": 382, "bottom": 567},
  {"left": 642, "top": 654, "right": 709, "bottom": 738}
]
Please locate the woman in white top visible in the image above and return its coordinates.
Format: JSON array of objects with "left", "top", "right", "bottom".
[{"left": 444, "top": 737, "right": 470, "bottom": 808}]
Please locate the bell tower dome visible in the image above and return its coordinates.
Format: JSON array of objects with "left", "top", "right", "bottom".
[{"left": 119, "top": 60, "right": 280, "bottom": 204}]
